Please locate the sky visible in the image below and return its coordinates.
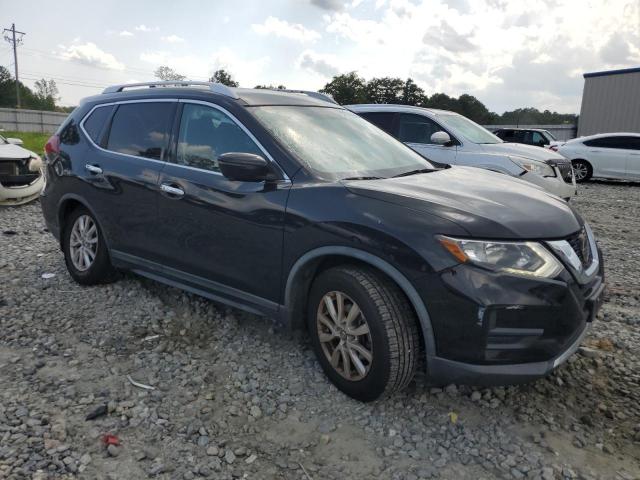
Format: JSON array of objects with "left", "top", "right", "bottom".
[{"left": 2, "top": 0, "right": 639, "bottom": 113}]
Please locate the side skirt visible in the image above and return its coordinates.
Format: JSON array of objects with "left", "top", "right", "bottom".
[{"left": 111, "top": 250, "right": 281, "bottom": 319}]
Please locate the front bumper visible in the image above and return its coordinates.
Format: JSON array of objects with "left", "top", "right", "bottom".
[
  {"left": 0, "top": 175, "right": 44, "bottom": 206},
  {"left": 521, "top": 168, "right": 576, "bottom": 200},
  {"left": 422, "top": 253, "right": 605, "bottom": 385}
]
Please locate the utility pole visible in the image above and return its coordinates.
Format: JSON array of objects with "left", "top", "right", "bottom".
[{"left": 3, "top": 23, "right": 25, "bottom": 108}]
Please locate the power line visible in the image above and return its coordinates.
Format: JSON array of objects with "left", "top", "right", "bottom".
[{"left": 3, "top": 23, "right": 25, "bottom": 108}]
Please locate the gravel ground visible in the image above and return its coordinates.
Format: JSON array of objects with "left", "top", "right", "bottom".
[{"left": 1, "top": 181, "right": 639, "bottom": 480}]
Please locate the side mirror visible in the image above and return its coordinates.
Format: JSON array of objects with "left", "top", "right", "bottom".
[
  {"left": 218, "top": 152, "right": 274, "bottom": 182},
  {"left": 6, "top": 137, "right": 24, "bottom": 146},
  {"left": 430, "top": 131, "right": 452, "bottom": 146}
]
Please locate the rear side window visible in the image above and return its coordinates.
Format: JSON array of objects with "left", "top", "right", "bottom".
[
  {"left": 83, "top": 105, "right": 113, "bottom": 144},
  {"left": 583, "top": 136, "right": 640, "bottom": 149},
  {"left": 359, "top": 112, "right": 396, "bottom": 135},
  {"left": 106, "top": 102, "right": 174, "bottom": 160}
]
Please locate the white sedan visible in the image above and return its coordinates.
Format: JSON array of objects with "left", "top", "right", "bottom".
[
  {"left": 0, "top": 134, "right": 44, "bottom": 205},
  {"left": 552, "top": 133, "right": 640, "bottom": 182}
]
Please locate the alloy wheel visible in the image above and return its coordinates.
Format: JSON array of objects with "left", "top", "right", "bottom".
[
  {"left": 69, "top": 215, "right": 98, "bottom": 272},
  {"left": 316, "top": 291, "right": 373, "bottom": 381},
  {"left": 573, "top": 162, "right": 589, "bottom": 181}
]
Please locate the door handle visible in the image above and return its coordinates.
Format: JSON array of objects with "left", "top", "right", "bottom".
[
  {"left": 85, "top": 164, "right": 103, "bottom": 175},
  {"left": 160, "top": 183, "right": 185, "bottom": 197}
]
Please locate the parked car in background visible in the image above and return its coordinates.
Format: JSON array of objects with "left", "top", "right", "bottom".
[
  {"left": 553, "top": 133, "right": 640, "bottom": 182},
  {"left": 41, "top": 81, "right": 603, "bottom": 401},
  {"left": 0, "top": 133, "right": 44, "bottom": 206},
  {"left": 493, "top": 128, "right": 556, "bottom": 148},
  {"left": 348, "top": 105, "right": 576, "bottom": 200}
]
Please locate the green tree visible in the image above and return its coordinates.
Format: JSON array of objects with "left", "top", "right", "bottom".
[
  {"left": 401, "top": 78, "right": 426, "bottom": 106},
  {"left": 254, "top": 84, "right": 287, "bottom": 90},
  {"left": 364, "top": 77, "right": 405, "bottom": 104},
  {"left": 34, "top": 79, "right": 59, "bottom": 110},
  {"left": 154, "top": 66, "right": 186, "bottom": 81},
  {"left": 210, "top": 69, "right": 239, "bottom": 87},
  {"left": 320, "top": 72, "right": 368, "bottom": 105}
]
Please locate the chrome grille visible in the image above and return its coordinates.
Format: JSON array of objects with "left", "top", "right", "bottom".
[
  {"left": 556, "top": 162, "right": 574, "bottom": 184},
  {"left": 566, "top": 227, "right": 592, "bottom": 268}
]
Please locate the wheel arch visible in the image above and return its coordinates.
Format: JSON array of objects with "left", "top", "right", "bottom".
[
  {"left": 283, "top": 246, "right": 437, "bottom": 357},
  {"left": 56, "top": 194, "right": 111, "bottom": 250}
]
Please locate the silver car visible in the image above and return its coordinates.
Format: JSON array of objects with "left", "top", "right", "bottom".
[{"left": 348, "top": 104, "right": 576, "bottom": 200}]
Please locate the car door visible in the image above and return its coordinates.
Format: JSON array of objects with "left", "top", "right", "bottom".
[
  {"left": 623, "top": 136, "right": 640, "bottom": 179},
  {"left": 583, "top": 137, "right": 628, "bottom": 178},
  {"left": 397, "top": 113, "right": 457, "bottom": 164},
  {"left": 82, "top": 100, "right": 176, "bottom": 261},
  {"left": 155, "top": 100, "right": 290, "bottom": 311}
]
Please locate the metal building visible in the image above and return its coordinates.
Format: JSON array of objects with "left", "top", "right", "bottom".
[{"left": 578, "top": 67, "right": 640, "bottom": 136}]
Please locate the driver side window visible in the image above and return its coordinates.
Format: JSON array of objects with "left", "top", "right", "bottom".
[
  {"left": 398, "top": 114, "right": 442, "bottom": 144},
  {"left": 176, "top": 103, "right": 263, "bottom": 172}
]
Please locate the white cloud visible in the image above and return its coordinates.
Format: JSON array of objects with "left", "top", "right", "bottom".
[
  {"left": 139, "top": 48, "right": 270, "bottom": 86},
  {"left": 310, "top": 0, "right": 345, "bottom": 11},
  {"left": 162, "top": 34, "right": 185, "bottom": 43},
  {"left": 135, "top": 24, "right": 159, "bottom": 32},
  {"left": 298, "top": 50, "right": 340, "bottom": 77},
  {"left": 118, "top": 30, "right": 134, "bottom": 37},
  {"left": 59, "top": 42, "right": 125, "bottom": 70},
  {"left": 252, "top": 16, "right": 321, "bottom": 43}
]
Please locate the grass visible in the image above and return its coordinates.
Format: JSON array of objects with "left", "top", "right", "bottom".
[{"left": 1, "top": 131, "right": 50, "bottom": 154}]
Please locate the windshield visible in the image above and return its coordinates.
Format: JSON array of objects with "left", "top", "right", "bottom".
[
  {"left": 543, "top": 130, "right": 556, "bottom": 141},
  {"left": 437, "top": 114, "right": 502, "bottom": 144},
  {"left": 250, "top": 106, "right": 434, "bottom": 180}
]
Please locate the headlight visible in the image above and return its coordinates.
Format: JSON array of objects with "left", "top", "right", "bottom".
[
  {"left": 511, "top": 157, "right": 555, "bottom": 177},
  {"left": 437, "top": 236, "right": 563, "bottom": 278}
]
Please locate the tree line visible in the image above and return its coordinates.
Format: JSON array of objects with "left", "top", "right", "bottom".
[
  {"left": 0, "top": 63, "right": 578, "bottom": 125},
  {"left": 319, "top": 72, "right": 577, "bottom": 125},
  {"left": 0, "top": 66, "right": 72, "bottom": 112}
]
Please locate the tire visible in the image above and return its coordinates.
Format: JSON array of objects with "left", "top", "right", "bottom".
[
  {"left": 307, "top": 265, "right": 420, "bottom": 402},
  {"left": 62, "top": 206, "right": 119, "bottom": 285},
  {"left": 571, "top": 159, "right": 592, "bottom": 183}
]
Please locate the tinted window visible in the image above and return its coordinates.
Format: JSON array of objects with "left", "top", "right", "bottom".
[
  {"left": 497, "top": 129, "right": 518, "bottom": 141},
  {"left": 360, "top": 112, "right": 396, "bottom": 135},
  {"left": 583, "top": 136, "right": 640, "bottom": 149},
  {"left": 106, "top": 102, "right": 174, "bottom": 160},
  {"left": 83, "top": 105, "right": 112, "bottom": 143},
  {"left": 176, "top": 103, "right": 262, "bottom": 172},
  {"left": 398, "top": 114, "right": 442, "bottom": 143},
  {"left": 524, "top": 131, "right": 546, "bottom": 146}
]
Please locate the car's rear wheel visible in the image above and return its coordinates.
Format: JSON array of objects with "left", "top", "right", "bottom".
[
  {"left": 307, "top": 265, "right": 420, "bottom": 402},
  {"left": 572, "top": 159, "right": 592, "bottom": 183},
  {"left": 62, "top": 207, "right": 118, "bottom": 285}
]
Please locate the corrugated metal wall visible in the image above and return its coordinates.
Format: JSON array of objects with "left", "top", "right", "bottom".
[
  {"left": 0, "top": 108, "right": 68, "bottom": 133},
  {"left": 578, "top": 70, "right": 640, "bottom": 136}
]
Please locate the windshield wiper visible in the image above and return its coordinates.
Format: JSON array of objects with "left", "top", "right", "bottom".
[
  {"left": 342, "top": 176, "right": 384, "bottom": 181},
  {"left": 392, "top": 168, "right": 436, "bottom": 178}
]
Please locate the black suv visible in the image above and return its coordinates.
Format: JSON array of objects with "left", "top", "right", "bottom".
[
  {"left": 41, "top": 81, "right": 604, "bottom": 401},
  {"left": 493, "top": 128, "right": 556, "bottom": 147}
]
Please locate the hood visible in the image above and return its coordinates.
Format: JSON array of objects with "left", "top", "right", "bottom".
[
  {"left": 479, "top": 142, "right": 566, "bottom": 163},
  {"left": 344, "top": 166, "right": 581, "bottom": 239},
  {"left": 0, "top": 143, "right": 35, "bottom": 160}
]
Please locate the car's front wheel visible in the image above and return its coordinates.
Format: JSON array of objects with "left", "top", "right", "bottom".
[
  {"left": 62, "top": 207, "right": 118, "bottom": 285},
  {"left": 307, "top": 265, "right": 420, "bottom": 402},
  {"left": 572, "top": 159, "right": 592, "bottom": 183}
]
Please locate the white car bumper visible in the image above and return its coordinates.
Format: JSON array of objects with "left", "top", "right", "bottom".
[
  {"left": 521, "top": 167, "right": 576, "bottom": 200},
  {"left": 0, "top": 175, "right": 45, "bottom": 206}
]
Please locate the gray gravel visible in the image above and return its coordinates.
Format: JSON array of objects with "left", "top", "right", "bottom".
[{"left": 1, "top": 181, "right": 639, "bottom": 480}]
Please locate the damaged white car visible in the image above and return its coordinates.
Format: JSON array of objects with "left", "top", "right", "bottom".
[{"left": 0, "top": 134, "right": 44, "bottom": 206}]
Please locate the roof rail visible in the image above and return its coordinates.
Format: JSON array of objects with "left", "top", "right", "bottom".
[
  {"left": 282, "top": 89, "right": 338, "bottom": 105},
  {"left": 102, "top": 81, "right": 240, "bottom": 99}
]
